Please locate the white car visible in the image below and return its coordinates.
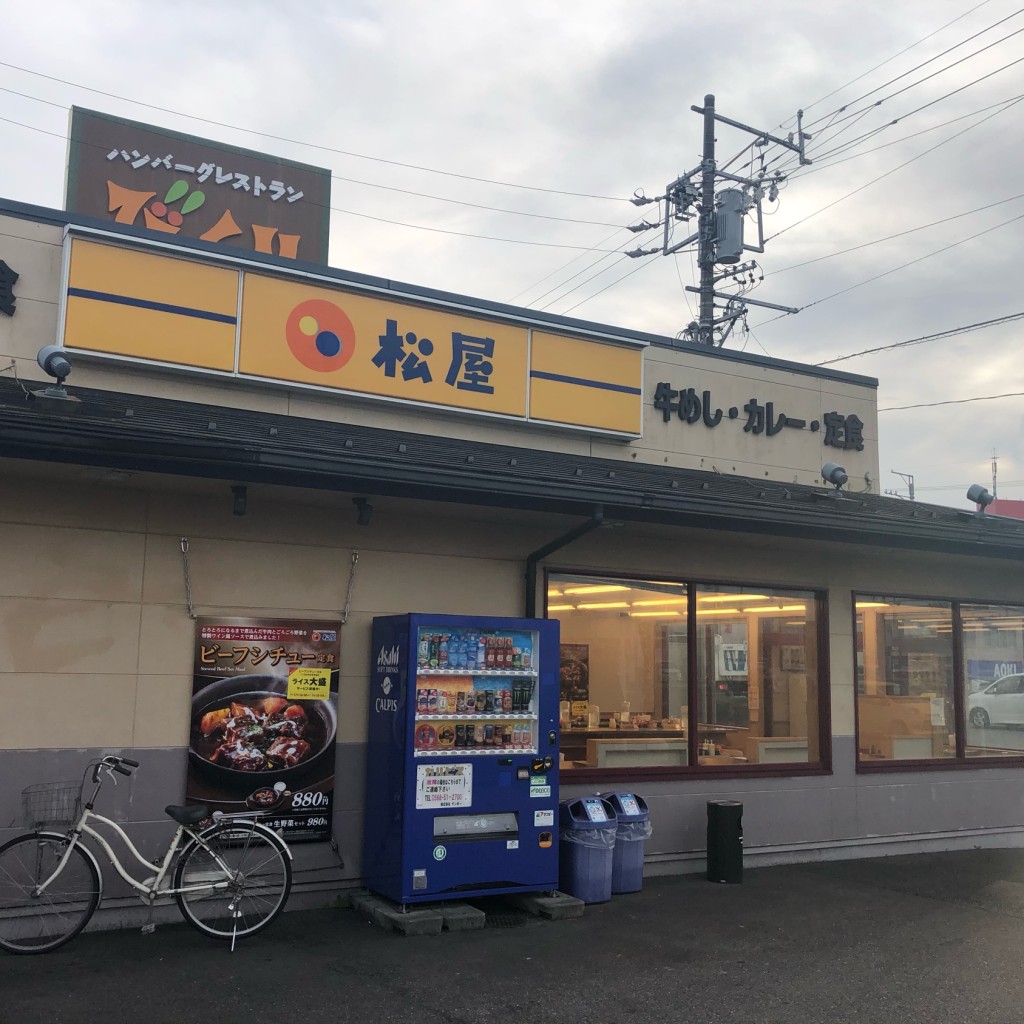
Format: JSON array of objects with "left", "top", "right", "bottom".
[{"left": 968, "top": 674, "right": 1024, "bottom": 727}]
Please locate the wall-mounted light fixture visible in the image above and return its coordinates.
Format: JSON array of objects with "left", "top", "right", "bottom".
[
  {"left": 821, "top": 462, "right": 848, "bottom": 491},
  {"left": 353, "top": 497, "right": 374, "bottom": 527},
  {"left": 966, "top": 483, "right": 994, "bottom": 512},
  {"left": 231, "top": 485, "right": 247, "bottom": 517}
]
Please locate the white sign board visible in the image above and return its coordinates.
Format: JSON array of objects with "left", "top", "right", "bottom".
[{"left": 415, "top": 764, "right": 473, "bottom": 810}]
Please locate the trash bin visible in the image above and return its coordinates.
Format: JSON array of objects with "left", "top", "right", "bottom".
[
  {"left": 706, "top": 800, "right": 743, "bottom": 883},
  {"left": 599, "top": 792, "right": 652, "bottom": 893},
  {"left": 559, "top": 796, "right": 618, "bottom": 903}
]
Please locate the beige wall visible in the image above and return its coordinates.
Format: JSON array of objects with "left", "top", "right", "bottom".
[
  {"left": 3, "top": 459, "right": 1022, "bottom": 755},
  {"left": 0, "top": 214, "right": 878, "bottom": 492}
]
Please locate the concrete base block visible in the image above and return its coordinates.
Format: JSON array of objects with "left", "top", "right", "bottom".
[
  {"left": 350, "top": 890, "right": 444, "bottom": 936},
  {"left": 505, "top": 890, "right": 585, "bottom": 920},
  {"left": 438, "top": 902, "right": 487, "bottom": 931}
]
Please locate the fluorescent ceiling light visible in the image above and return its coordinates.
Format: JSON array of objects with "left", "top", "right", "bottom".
[
  {"left": 563, "top": 584, "right": 630, "bottom": 595},
  {"left": 547, "top": 604, "right": 574, "bottom": 611},
  {"left": 695, "top": 608, "right": 742, "bottom": 616},
  {"left": 577, "top": 601, "right": 629, "bottom": 610},
  {"left": 749, "top": 605, "right": 806, "bottom": 613},
  {"left": 699, "top": 594, "right": 770, "bottom": 604},
  {"left": 632, "top": 598, "right": 689, "bottom": 607},
  {"left": 855, "top": 602, "right": 890, "bottom": 609},
  {"left": 629, "top": 611, "right": 681, "bottom": 618}
]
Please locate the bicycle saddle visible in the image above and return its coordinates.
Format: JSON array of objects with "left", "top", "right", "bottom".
[{"left": 164, "top": 804, "right": 210, "bottom": 826}]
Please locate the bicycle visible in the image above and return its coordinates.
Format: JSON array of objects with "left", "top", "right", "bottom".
[{"left": 0, "top": 755, "right": 293, "bottom": 954}]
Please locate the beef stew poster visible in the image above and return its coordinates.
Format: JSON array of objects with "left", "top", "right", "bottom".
[{"left": 186, "top": 617, "right": 341, "bottom": 842}]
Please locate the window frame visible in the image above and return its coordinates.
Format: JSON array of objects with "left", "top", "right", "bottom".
[
  {"left": 545, "top": 567, "right": 832, "bottom": 783},
  {"left": 853, "top": 592, "right": 1024, "bottom": 772}
]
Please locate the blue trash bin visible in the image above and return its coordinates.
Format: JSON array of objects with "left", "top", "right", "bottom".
[
  {"left": 559, "top": 797, "right": 617, "bottom": 903},
  {"left": 600, "top": 793, "right": 652, "bottom": 893}
]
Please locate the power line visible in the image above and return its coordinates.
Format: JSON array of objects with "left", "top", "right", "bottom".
[
  {"left": 0, "top": 93, "right": 628, "bottom": 228},
  {"left": 880, "top": 391, "right": 1024, "bottom": 412},
  {"left": 802, "top": 10, "right": 1024, "bottom": 133},
  {"left": 0, "top": 62, "right": 628, "bottom": 202},
  {"left": 799, "top": 0, "right": 1000, "bottom": 116},
  {"left": 773, "top": 190, "right": 1024, "bottom": 275},
  {"left": 817, "top": 312, "right": 1024, "bottom": 366},
  {"left": 797, "top": 209, "right": 1024, "bottom": 313},
  {"left": 0, "top": 113, "right": 631, "bottom": 254},
  {"left": 764, "top": 91, "right": 1023, "bottom": 243}
]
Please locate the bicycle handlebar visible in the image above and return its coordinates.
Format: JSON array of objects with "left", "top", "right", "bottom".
[{"left": 91, "top": 756, "right": 139, "bottom": 783}]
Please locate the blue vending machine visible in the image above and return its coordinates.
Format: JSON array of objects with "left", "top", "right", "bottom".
[{"left": 363, "top": 613, "right": 560, "bottom": 904}]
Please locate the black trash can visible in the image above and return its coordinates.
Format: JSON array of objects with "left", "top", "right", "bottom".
[
  {"left": 559, "top": 797, "right": 618, "bottom": 903},
  {"left": 599, "top": 793, "right": 652, "bottom": 894},
  {"left": 706, "top": 800, "right": 742, "bottom": 883}
]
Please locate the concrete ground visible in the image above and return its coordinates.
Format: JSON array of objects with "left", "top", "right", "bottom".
[{"left": 3, "top": 847, "right": 1024, "bottom": 1024}]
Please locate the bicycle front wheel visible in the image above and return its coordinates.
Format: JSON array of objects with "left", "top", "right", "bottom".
[
  {"left": 173, "top": 823, "right": 292, "bottom": 941},
  {"left": 0, "top": 833, "right": 101, "bottom": 954}
]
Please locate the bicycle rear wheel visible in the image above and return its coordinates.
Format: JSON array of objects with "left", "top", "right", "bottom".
[
  {"left": 0, "top": 833, "right": 101, "bottom": 954},
  {"left": 173, "top": 822, "right": 291, "bottom": 941}
]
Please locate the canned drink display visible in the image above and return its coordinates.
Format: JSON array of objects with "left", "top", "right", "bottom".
[
  {"left": 502, "top": 689, "right": 513, "bottom": 713},
  {"left": 427, "top": 688, "right": 438, "bottom": 713},
  {"left": 484, "top": 690, "right": 494, "bottom": 713},
  {"left": 417, "top": 635, "right": 430, "bottom": 668},
  {"left": 428, "top": 635, "right": 439, "bottom": 668},
  {"left": 455, "top": 690, "right": 466, "bottom": 713},
  {"left": 501, "top": 725, "right": 513, "bottom": 746},
  {"left": 474, "top": 723, "right": 486, "bottom": 745},
  {"left": 437, "top": 691, "right": 448, "bottom": 713},
  {"left": 484, "top": 723, "right": 494, "bottom": 744},
  {"left": 475, "top": 690, "right": 486, "bottom": 713},
  {"left": 455, "top": 724, "right": 466, "bottom": 747},
  {"left": 416, "top": 689, "right": 428, "bottom": 713}
]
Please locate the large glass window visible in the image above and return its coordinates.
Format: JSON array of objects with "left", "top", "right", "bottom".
[
  {"left": 855, "top": 597, "right": 1024, "bottom": 766},
  {"left": 855, "top": 597, "right": 955, "bottom": 762},
  {"left": 962, "top": 603, "right": 1024, "bottom": 758},
  {"left": 547, "top": 573, "right": 825, "bottom": 776}
]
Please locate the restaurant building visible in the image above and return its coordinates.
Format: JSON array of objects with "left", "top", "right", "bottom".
[{"left": 3, "top": 185, "right": 1024, "bottom": 922}]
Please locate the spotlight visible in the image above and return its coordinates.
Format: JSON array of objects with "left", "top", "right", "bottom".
[
  {"left": 821, "top": 462, "right": 848, "bottom": 490},
  {"left": 30, "top": 344, "right": 79, "bottom": 405},
  {"left": 37, "top": 345, "right": 72, "bottom": 384},
  {"left": 353, "top": 497, "right": 373, "bottom": 527},
  {"left": 232, "top": 485, "right": 247, "bottom": 517},
  {"left": 967, "top": 484, "right": 994, "bottom": 511}
]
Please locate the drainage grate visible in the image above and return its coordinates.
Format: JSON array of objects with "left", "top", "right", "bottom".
[{"left": 483, "top": 910, "right": 533, "bottom": 929}]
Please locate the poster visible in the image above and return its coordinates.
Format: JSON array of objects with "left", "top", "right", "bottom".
[
  {"left": 186, "top": 616, "right": 340, "bottom": 842},
  {"left": 559, "top": 643, "right": 590, "bottom": 702}
]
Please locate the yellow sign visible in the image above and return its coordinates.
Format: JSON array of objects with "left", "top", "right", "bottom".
[
  {"left": 63, "top": 238, "right": 239, "bottom": 371},
  {"left": 570, "top": 700, "right": 590, "bottom": 717},
  {"left": 286, "top": 667, "right": 331, "bottom": 701},
  {"left": 62, "top": 235, "right": 644, "bottom": 436},
  {"left": 530, "top": 332, "right": 643, "bottom": 435},
  {"left": 238, "top": 274, "right": 529, "bottom": 416}
]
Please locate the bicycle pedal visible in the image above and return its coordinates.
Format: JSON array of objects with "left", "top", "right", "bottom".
[{"left": 141, "top": 923, "right": 156, "bottom": 935}]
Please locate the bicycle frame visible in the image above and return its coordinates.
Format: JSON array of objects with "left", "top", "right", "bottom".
[{"left": 36, "top": 808, "right": 234, "bottom": 903}]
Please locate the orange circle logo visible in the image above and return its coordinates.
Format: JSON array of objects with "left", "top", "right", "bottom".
[{"left": 285, "top": 299, "right": 356, "bottom": 372}]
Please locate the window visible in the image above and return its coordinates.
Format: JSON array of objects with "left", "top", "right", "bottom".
[
  {"left": 855, "top": 597, "right": 954, "bottom": 762},
  {"left": 547, "top": 573, "right": 826, "bottom": 777},
  {"left": 855, "top": 597, "right": 1024, "bottom": 766},
  {"left": 962, "top": 603, "right": 1024, "bottom": 758}
]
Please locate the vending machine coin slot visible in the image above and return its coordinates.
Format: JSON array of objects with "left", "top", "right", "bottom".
[{"left": 516, "top": 767, "right": 530, "bottom": 781}]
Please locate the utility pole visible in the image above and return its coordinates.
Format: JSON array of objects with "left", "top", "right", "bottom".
[
  {"left": 890, "top": 470, "right": 915, "bottom": 500},
  {"left": 992, "top": 449, "right": 998, "bottom": 498},
  {"left": 698, "top": 95, "right": 718, "bottom": 347},
  {"left": 629, "top": 94, "right": 812, "bottom": 346}
]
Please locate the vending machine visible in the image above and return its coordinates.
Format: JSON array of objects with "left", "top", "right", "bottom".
[{"left": 363, "top": 613, "right": 560, "bottom": 904}]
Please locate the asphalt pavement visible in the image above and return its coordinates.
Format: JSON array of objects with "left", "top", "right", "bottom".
[{"left": 4, "top": 847, "right": 1024, "bottom": 1024}]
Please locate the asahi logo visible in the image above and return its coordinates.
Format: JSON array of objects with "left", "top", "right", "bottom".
[
  {"left": 376, "top": 644, "right": 401, "bottom": 669},
  {"left": 375, "top": 672, "right": 399, "bottom": 714}
]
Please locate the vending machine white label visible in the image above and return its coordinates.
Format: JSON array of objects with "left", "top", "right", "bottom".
[{"left": 416, "top": 763, "right": 473, "bottom": 809}]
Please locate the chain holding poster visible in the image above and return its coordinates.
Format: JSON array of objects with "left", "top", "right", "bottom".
[{"left": 186, "top": 617, "right": 341, "bottom": 842}]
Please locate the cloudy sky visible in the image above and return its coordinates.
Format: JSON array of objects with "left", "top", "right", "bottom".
[{"left": 2, "top": 0, "right": 1021, "bottom": 505}]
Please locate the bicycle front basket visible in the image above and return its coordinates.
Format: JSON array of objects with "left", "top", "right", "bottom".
[{"left": 21, "top": 781, "right": 82, "bottom": 831}]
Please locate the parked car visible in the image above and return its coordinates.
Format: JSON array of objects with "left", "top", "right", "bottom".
[{"left": 967, "top": 674, "right": 1024, "bottom": 727}]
